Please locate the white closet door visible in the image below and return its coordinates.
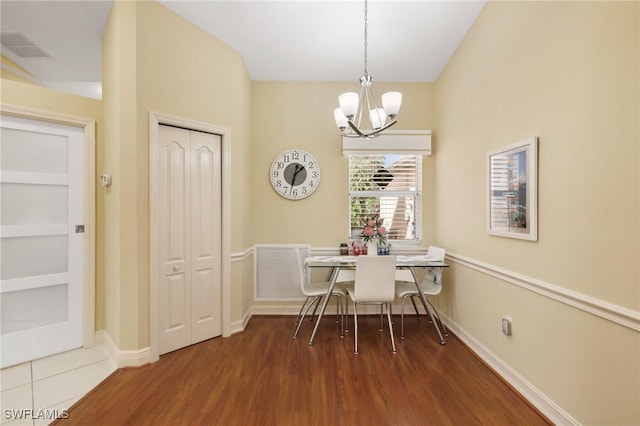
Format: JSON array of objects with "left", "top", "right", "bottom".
[
  {"left": 158, "top": 125, "right": 221, "bottom": 355},
  {"left": 190, "top": 131, "right": 221, "bottom": 343},
  {"left": 0, "top": 115, "right": 84, "bottom": 368}
]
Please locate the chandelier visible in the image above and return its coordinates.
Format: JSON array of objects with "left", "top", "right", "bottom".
[{"left": 333, "top": 0, "right": 402, "bottom": 139}]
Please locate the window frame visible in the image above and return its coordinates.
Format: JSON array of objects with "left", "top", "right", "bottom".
[{"left": 347, "top": 153, "right": 423, "bottom": 247}]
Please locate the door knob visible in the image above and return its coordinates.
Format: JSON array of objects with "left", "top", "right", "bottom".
[{"left": 173, "top": 265, "right": 179, "bottom": 271}]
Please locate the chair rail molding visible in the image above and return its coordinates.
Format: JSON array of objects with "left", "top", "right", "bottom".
[{"left": 445, "top": 252, "right": 640, "bottom": 332}]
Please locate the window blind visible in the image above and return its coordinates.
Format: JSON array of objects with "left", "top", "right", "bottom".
[{"left": 348, "top": 154, "right": 422, "bottom": 244}]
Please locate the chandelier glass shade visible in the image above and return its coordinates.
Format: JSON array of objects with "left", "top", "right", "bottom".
[{"left": 334, "top": 0, "right": 402, "bottom": 139}]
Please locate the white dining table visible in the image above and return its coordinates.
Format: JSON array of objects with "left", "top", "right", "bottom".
[{"left": 304, "top": 254, "right": 449, "bottom": 345}]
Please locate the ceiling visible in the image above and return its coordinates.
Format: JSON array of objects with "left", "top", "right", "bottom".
[{"left": 0, "top": 1, "right": 486, "bottom": 99}]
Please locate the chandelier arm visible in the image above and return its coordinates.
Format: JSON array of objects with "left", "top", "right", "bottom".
[
  {"left": 363, "top": 120, "right": 397, "bottom": 137},
  {"left": 343, "top": 119, "right": 397, "bottom": 139},
  {"left": 347, "top": 121, "right": 368, "bottom": 137}
]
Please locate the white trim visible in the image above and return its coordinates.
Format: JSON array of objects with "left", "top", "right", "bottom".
[
  {"left": 0, "top": 104, "right": 96, "bottom": 349},
  {"left": 446, "top": 252, "right": 640, "bottom": 332},
  {"left": 441, "top": 316, "right": 579, "bottom": 425},
  {"left": 149, "top": 111, "right": 232, "bottom": 364},
  {"left": 0, "top": 171, "right": 67, "bottom": 185},
  {"left": 231, "top": 247, "right": 253, "bottom": 262},
  {"left": 96, "top": 330, "right": 151, "bottom": 368}
]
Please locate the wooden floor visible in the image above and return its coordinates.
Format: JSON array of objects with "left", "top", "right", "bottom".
[{"left": 55, "top": 315, "right": 551, "bottom": 425}]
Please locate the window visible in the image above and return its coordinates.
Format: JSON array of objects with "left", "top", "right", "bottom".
[{"left": 349, "top": 154, "right": 422, "bottom": 245}]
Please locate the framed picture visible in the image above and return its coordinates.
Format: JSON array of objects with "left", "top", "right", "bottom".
[{"left": 487, "top": 137, "right": 538, "bottom": 241}]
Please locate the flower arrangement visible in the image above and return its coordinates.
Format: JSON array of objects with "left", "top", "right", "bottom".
[{"left": 361, "top": 216, "right": 387, "bottom": 245}]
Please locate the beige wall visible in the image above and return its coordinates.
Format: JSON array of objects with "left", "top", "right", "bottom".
[
  {"left": 3, "top": 1, "right": 638, "bottom": 422},
  {"left": 251, "top": 81, "right": 434, "bottom": 246},
  {"left": 101, "top": 0, "right": 252, "bottom": 349},
  {"left": 0, "top": 78, "right": 105, "bottom": 330},
  {"left": 434, "top": 1, "right": 639, "bottom": 424}
]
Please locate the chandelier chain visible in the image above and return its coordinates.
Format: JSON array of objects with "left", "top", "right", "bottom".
[{"left": 363, "top": 0, "right": 368, "bottom": 77}]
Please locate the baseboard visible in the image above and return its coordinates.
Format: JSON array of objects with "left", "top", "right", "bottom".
[{"left": 95, "top": 330, "right": 152, "bottom": 368}]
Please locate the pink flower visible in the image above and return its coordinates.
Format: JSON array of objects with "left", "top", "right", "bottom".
[
  {"left": 366, "top": 219, "right": 375, "bottom": 227},
  {"left": 364, "top": 226, "right": 375, "bottom": 237},
  {"left": 378, "top": 226, "right": 386, "bottom": 236}
]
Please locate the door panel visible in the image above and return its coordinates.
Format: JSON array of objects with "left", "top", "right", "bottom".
[
  {"left": 0, "top": 115, "right": 83, "bottom": 368},
  {"left": 190, "top": 132, "right": 221, "bottom": 343},
  {"left": 159, "top": 127, "right": 191, "bottom": 354}
]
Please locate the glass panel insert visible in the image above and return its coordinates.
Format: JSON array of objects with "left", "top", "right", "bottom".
[
  {"left": 1, "top": 284, "right": 68, "bottom": 335},
  {"left": 1, "top": 127, "right": 67, "bottom": 174},
  {"left": 1, "top": 183, "right": 68, "bottom": 226},
  {"left": 1, "top": 236, "right": 68, "bottom": 280}
]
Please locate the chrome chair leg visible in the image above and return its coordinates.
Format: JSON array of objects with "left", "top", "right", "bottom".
[
  {"left": 353, "top": 300, "right": 359, "bottom": 354},
  {"left": 293, "top": 296, "right": 319, "bottom": 337},
  {"left": 400, "top": 294, "right": 408, "bottom": 339},
  {"left": 427, "top": 299, "right": 448, "bottom": 336},
  {"left": 332, "top": 293, "right": 345, "bottom": 338},
  {"left": 294, "top": 296, "right": 311, "bottom": 327},
  {"left": 409, "top": 296, "right": 420, "bottom": 318},
  {"left": 309, "top": 295, "right": 322, "bottom": 320},
  {"left": 411, "top": 295, "right": 435, "bottom": 324},
  {"left": 386, "top": 302, "right": 396, "bottom": 353}
]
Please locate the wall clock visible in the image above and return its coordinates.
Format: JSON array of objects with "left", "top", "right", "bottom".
[{"left": 270, "top": 149, "right": 321, "bottom": 200}]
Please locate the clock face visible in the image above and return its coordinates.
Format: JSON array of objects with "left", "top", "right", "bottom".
[{"left": 270, "top": 149, "right": 321, "bottom": 200}]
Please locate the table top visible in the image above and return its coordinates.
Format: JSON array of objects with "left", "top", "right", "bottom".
[{"left": 305, "top": 254, "right": 448, "bottom": 268}]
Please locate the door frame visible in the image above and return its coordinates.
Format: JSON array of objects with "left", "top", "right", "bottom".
[
  {"left": 149, "top": 111, "right": 231, "bottom": 363},
  {"left": 0, "top": 104, "right": 96, "bottom": 348}
]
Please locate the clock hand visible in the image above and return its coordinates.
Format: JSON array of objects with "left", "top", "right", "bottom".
[
  {"left": 290, "top": 165, "right": 306, "bottom": 192},
  {"left": 290, "top": 164, "right": 300, "bottom": 193}
]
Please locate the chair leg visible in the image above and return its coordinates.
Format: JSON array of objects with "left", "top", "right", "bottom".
[
  {"left": 309, "top": 295, "right": 322, "bottom": 320},
  {"left": 386, "top": 302, "right": 396, "bottom": 353},
  {"left": 344, "top": 297, "right": 349, "bottom": 332},
  {"left": 427, "top": 299, "right": 448, "bottom": 336},
  {"left": 293, "top": 296, "right": 317, "bottom": 338},
  {"left": 400, "top": 295, "right": 407, "bottom": 339},
  {"left": 353, "top": 299, "right": 359, "bottom": 354},
  {"left": 409, "top": 295, "right": 420, "bottom": 318},
  {"left": 332, "top": 294, "right": 344, "bottom": 338},
  {"left": 379, "top": 305, "right": 383, "bottom": 331},
  {"left": 412, "top": 295, "right": 435, "bottom": 324}
]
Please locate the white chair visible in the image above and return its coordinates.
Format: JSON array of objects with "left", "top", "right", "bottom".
[
  {"left": 293, "top": 250, "right": 347, "bottom": 338},
  {"left": 347, "top": 256, "right": 397, "bottom": 354},
  {"left": 395, "top": 246, "right": 447, "bottom": 339}
]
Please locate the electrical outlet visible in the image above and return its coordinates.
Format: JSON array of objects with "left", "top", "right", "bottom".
[{"left": 501, "top": 316, "right": 512, "bottom": 336}]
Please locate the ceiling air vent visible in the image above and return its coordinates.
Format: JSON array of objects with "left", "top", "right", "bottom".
[{"left": 1, "top": 32, "right": 49, "bottom": 58}]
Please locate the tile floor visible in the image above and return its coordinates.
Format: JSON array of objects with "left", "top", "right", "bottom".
[{"left": 1, "top": 345, "right": 116, "bottom": 425}]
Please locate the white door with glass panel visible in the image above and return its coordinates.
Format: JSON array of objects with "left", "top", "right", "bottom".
[
  {"left": 158, "top": 125, "right": 222, "bottom": 355},
  {"left": 0, "top": 115, "right": 84, "bottom": 368}
]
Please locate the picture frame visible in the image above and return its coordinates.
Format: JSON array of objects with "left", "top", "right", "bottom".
[{"left": 487, "top": 137, "right": 538, "bottom": 241}]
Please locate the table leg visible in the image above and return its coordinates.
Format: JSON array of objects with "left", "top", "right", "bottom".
[
  {"left": 309, "top": 266, "right": 341, "bottom": 345},
  {"left": 409, "top": 267, "right": 446, "bottom": 345}
]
